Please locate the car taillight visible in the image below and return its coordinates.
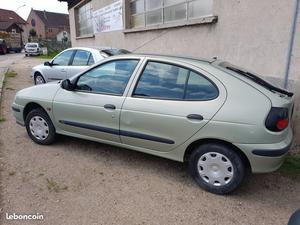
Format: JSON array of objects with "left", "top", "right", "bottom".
[{"left": 265, "top": 107, "right": 289, "bottom": 132}]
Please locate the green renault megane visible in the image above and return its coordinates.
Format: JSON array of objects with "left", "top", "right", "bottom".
[{"left": 12, "top": 54, "right": 294, "bottom": 194}]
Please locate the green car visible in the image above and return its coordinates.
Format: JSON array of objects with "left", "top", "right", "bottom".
[{"left": 12, "top": 54, "right": 294, "bottom": 194}]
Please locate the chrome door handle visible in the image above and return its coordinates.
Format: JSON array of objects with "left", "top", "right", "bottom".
[
  {"left": 104, "top": 104, "right": 116, "bottom": 110},
  {"left": 187, "top": 114, "right": 204, "bottom": 121}
]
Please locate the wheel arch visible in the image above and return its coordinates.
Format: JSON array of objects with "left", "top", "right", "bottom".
[
  {"left": 33, "top": 70, "right": 46, "bottom": 82},
  {"left": 23, "top": 102, "right": 48, "bottom": 121},
  {"left": 184, "top": 138, "right": 251, "bottom": 171}
]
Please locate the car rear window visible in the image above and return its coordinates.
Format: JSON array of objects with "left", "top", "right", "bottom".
[
  {"left": 133, "top": 61, "right": 219, "bottom": 101},
  {"left": 26, "top": 44, "right": 38, "bottom": 48},
  {"left": 219, "top": 62, "right": 293, "bottom": 97},
  {"left": 100, "top": 49, "right": 131, "bottom": 56}
]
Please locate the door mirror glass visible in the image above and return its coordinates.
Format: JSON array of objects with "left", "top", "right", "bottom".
[
  {"left": 61, "top": 79, "right": 74, "bottom": 91},
  {"left": 44, "top": 61, "right": 52, "bottom": 66}
]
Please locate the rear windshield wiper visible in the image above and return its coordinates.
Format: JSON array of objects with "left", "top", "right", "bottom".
[{"left": 226, "top": 67, "right": 294, "bottom": 97}]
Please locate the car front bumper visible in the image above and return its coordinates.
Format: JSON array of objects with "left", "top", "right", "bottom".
[
  {"left": 12, "top": 103, "right": 24, "bottom": 126},
  {"left": 235, "top": 128, "right": 293, "bottom": 173}
]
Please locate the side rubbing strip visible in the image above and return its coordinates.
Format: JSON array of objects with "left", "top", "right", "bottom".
[
  {"left": 59, "top": 120, "right": 174, "bottom": 144},
  {"left": 120, "top": 130, "right": 175, "bottom": 144},
  {"left": 59, "top": 120, "right": 119, "bottom": 135},
  {"left": 12, "top": 107, "right": 21, "bottom": 112}
]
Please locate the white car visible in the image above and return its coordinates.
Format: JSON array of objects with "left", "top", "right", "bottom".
[
  {"left": 32, "top": 47, "right": 130, "bottom": 85},
  {"left": 25, "top": 43, "right": 43, "bottom": 56}
]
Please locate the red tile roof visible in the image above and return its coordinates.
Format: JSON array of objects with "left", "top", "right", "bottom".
[
  {"left": 33, "top": 10, "right": 69, "bottom": 28},
  {"left": 0, "top": 8, "right": 26, "bottom": 24}
]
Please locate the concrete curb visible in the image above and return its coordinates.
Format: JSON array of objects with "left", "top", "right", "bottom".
[{"left": 0, "top": 67, "right": 9, "bottom": 102}]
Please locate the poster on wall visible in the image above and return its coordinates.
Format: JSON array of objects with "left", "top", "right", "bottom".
[{"left": 93, "top": 1, "right": 123, "bottom": 33}]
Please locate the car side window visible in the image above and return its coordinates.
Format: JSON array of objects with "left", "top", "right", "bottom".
[
  {"left": 52, "top": 50, "right": 74, "bottom": 66},
  {"left": 87, "top": 55, "right": 95, "bottom": 65},
  {"left": 185, "top": 71, "right": 219, "bottom": 100},
  {"left": 133, "top": 61, "right": 218, "bottom": 101},
  {"left": 76, "top": 59, "right": 139, "bottom": 95},
  {"left": 72, "top": 50, "right": 91, "bottom": 66},
  {"left": 133, "top": 61, "right": 189, "bottom": 100}
]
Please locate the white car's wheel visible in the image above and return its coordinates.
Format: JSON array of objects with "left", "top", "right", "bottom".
[
  {"left": 25, "top": 108, "right": 56, "bottom": 145},
  {"left": 34, "top": 73, "right": 45, "bottom": 85}
]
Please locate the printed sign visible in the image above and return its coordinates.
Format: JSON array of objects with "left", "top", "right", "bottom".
[{"left": 93, "top": 1, "right": 123, "bottom": 33}]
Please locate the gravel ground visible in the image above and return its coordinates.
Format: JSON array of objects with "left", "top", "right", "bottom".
[{"left": 0, "top": 56, "right": 299, "bottom": 225}]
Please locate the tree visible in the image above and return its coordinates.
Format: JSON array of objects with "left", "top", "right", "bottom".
[{"left": 29, "top": 28, "right": 36, "bottom": 37}]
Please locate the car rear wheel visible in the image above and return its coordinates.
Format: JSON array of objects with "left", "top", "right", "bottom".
[
  {"left": 34, "top": 73, "right": 45, "bottom": 85},
  {"left": 25, "top": 108, "right": 56, "bottom": 145},
  {"left": 188, "top": 143, "right": 246, "bottom": 194}
]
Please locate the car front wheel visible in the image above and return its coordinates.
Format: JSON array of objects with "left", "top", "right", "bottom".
[
  {"left": 25, "top": 108, "right": 56, "bottom": 145},
  {"left": 188, "top": 143, "right": 246, "bottom": 194},
  {"left": 34, "top": 73, "right": 45, "bottom": 85}
]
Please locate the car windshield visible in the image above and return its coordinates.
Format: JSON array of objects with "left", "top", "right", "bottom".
[
  {"left": 219, "top": 61, "right": 293, "bottom": 97},
  {"left": 26, "top": 44, "right": 38, "bottom": 48},
  {"left": 100, "top": 48, "right": 131, "bottom": 56}
]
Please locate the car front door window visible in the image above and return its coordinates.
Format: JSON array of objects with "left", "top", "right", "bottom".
[
  {"left": 52, "top": 50, "right": 74, "bottom": 66},
  {"left": 76, "top": 59, "right": 139, "bottom": 95}
]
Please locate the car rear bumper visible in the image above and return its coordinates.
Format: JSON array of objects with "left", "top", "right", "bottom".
[{"left": 235, "top": 128, "right": 293, "bottom": 173}]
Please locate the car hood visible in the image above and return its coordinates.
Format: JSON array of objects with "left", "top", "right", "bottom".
[
  {"left": 33, "top": 63, "right": 45, "bottom": 70},
  {"left": 15, "top": 82, "right": 61, "bottom": 105}
]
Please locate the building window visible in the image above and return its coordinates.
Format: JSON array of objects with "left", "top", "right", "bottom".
[
  {"left": 129, "top": 0, "right": 213, "bottom": 28},
  {"left": 75, "top": 1, "right": 93, "bottom": 37}
]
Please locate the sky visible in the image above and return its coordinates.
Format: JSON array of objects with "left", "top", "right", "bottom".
[{"left": 0, "top": 0, "right": 68, "bottom": 20}]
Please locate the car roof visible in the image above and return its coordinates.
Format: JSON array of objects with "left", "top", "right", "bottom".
[
  {"left": 66, "top": 46, "right": 123, "bottom": 51},
  {"left": 105, "top": 53, "right": 217, "bottom": 66}
]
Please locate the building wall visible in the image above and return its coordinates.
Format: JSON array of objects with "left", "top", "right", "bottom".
[
  {"left": 68, "top": 0, "right": 300, "bottom": 145},
  {"left": 26, "top": 10, "right": 46, "bottom": 40},
  {"left": 46, "top": 26, "right": 70, "bottom": 39}
]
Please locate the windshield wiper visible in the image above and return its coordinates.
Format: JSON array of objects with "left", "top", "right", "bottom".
[{"left": 226, "top": 67, "right": 294, "bottom": 97}]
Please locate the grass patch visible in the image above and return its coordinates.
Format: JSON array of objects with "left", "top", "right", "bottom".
[
  {"left": 46, "top": 178, "right": 68, "bottom": 193},
  {"left": 0, "top": 117, "right": 5, "bottom": 122},
  {"left": 37, "top": 173, "right": 44, "bottom": 177},
  {"left": 5, "top": 70, "right": 17, "bottom": 78},
  {"left": 279, "top": 154, "right": 300, "bottom": 181},
  {"left": 37, "top": 51, "right": 60, "bottom": 60},
  {"left": 8, "top": 171, "right": 16, "bottom": 176}
]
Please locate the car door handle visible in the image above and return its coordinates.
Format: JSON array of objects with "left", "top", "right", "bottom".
[
  {"left": 104, "top": 104, "right": 116, "bottom": 110},
  {"left": 187, "top": 114, "right": 204, "bottom": 121}
]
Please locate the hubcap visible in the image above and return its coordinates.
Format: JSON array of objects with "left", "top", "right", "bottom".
[
  {"left": 197, "top": 152, "right": 234, "bottom": 186},
  {"left": 35, "top": 75, "right": 44, "bottom": 85},
  {"left": 29, "top": 116, "right": 49, "bottom": 140}
]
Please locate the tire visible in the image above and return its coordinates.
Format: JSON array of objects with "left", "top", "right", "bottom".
[
  {"left": 34, "top": 73, "right": 46, "bottom": 85},
  {"left": 188, "top": 143, "right": 246, "bottom": 195},
  {"left": 25, "top": 108, "right": 56, "bottom": 145}
]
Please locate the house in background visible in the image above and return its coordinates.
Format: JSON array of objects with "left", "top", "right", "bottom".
[
  {"left": 0, "top": 8, "right": 26, "bottom": 52},
  {"left": 25, "top": 9, "right": 70, "bottom": 41},
  {"left": 0, "top": 8, "right": 26, "bottom": 43},
  {"left": 56, "top": 30, "right": 70, "bottom": 42}
]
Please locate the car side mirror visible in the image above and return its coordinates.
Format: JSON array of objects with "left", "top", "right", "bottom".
[
  {"left": 44, "top": 61, "right": 52, "bottom": 66},
  {"left": 61, "top": 79, "right": 74, "bottom": 91}
]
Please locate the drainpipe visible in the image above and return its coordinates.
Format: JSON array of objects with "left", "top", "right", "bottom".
[{"left": 284, "top": 0, "right": 299, "bottom": 89}]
